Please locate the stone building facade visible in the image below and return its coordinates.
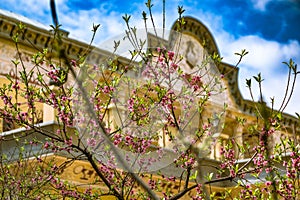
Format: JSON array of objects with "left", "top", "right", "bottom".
[{"left": 0, "top": 8, "right": 299, "bottom": 199}]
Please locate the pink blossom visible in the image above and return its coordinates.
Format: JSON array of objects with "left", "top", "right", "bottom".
[
  {"left": 265, "top": 181, "right": 272, "bottom": 186},
  {"left": 87, "top": 138, "right": 97, "bottom": 147},
  {"left": 168, "top": 51, "right": 175, "bottom": 60}
]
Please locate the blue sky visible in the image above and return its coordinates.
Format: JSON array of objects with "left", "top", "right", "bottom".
[{"left": 0, "top": 0, "right": 299, "bottom": 115}]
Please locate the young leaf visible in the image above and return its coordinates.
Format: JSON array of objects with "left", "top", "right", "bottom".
[{"left": 246, "top": 78, "right": 251, "bottom": 88}]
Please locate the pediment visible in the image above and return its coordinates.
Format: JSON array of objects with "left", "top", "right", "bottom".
[{"left": 168, "top": 17, "right": 244, "bottom": 111}]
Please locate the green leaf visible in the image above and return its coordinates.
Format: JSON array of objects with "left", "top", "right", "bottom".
[
  {"left": 277, "top": 113, "right": 283, "bottom": 120},
  {"left": 122, "top": 14, "right": 131, "bottom": 23},
  {"left": 205, "top": 172, "right": 214, "bottom": 181},
  {"left": 1, "top": 153, "right": 7, "bottom": 160},
  {"left": 12, "top": 34, "right": 19, "bottom": 43},
  {"left": 131, "top": 27, "right": 137, "bottom": 35},
  {"left": 37, "top": 73, "right": 44, "bottom": 82},
  {"left": 296, "top": 112, "right": 300, "bottom": 120},
  {"left": 11, "top": 59, "right": 20, "bottom": 66},
  {"left": 253, "top": 73, "right": 264, "bottom": 83},
  {"left": 114, "top": 40, "right": 120, "bottom": 50},
  {"left": 5, "top": 74, "right": 12, "bottom": 82},
  {"left": 145, "top": 0, "right": 153, "bottom": 8},
  {"left": 20, "top": 146, "right": 25, "bottom": 152},
  {"left": 177, "top": 6, "right": 185, "bottom": 15},
  {"left": 241, "top": 49, "right": 249, "bottom": 56},
  {"left": 19, "top": 71, "right": 27, "bottom": 83},
  {"left": 246, "top": 78, "right": 251, "bottom": 88},
  {"left": 235, "top": 164, "right": 239, "bottom": 172},
  {"left": 142, "top": 11, "right": 147, "bottom": 20},
  {"left": 92, "top": 23, "right": 101, "bottom": 33},
  {"left": 190, "top": 170, "right": 198, "bottom": 180}
]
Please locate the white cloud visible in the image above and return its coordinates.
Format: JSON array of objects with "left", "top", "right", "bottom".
[
  {"left": 207, "top": 15, "right": 300, "bottom": 115},
  {"left": 251, "top": 0, "right": 272, "bottom": 11},
  {"left": 59, "top": 9, "right": 121, "bottom": 43},
  {"left": 237, "top": 62, "right": 300, "bottom": 115},
  {"left": 8, "top": 0, "right": 49, "bottom": 14},
  {"left": 218, "top": 35, "right": 300, "bottom": 115},
  {"left": 218, "top": 35, "right": 300, "bottom": 72},
  {"left": 0, "top": 0, "right": 71, "bottom": 30}
]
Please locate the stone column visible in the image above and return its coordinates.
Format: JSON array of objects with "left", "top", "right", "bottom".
[
  {"left": 43, "top": 86, "right": 58, "bottom": 123},
  {"left": 234, "top": 124, "right": 244, "bottom": 159}
]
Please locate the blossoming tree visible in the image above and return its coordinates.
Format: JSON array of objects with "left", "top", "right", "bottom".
[{"left": 0, "top": 1, "right": 299, "bottom": 199}]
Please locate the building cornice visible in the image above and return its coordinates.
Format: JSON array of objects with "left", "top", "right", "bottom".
[
  {"left": 170, "top": 17, "right": 299, "bottom": 133},
  {"left": 0, "top": 11, "right": 114, "bottom": 64}
]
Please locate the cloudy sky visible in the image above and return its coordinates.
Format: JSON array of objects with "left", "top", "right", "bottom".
[{"left": 0, "top": 0, "right": 299, "bottom": 116}]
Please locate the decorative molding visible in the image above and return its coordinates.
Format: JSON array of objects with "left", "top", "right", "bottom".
[
  {"left": 0, "top": 13, "right": 113, "bottom": 65},
  {"left": 170, "top": 17, "right": 299, "bottom": 134},
  {"left": 171, "top": 16, "right": 219, "bottom": 56}
]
